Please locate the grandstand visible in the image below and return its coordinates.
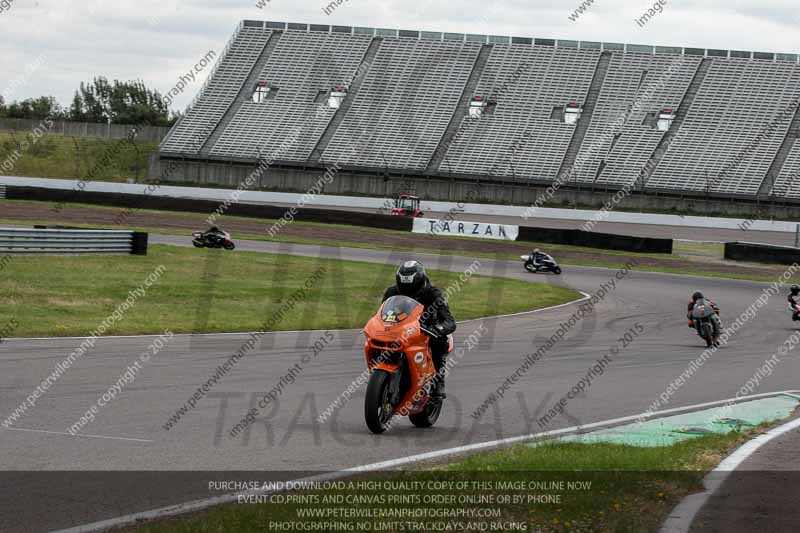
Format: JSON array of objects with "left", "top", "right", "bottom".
[{"left": 158, "top": 20, "right": 800, "bottom": 207}]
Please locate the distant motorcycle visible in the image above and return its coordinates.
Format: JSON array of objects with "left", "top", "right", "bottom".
[
  {"left": 192, "top": 228, "right": 235, "bottom": 250},
  {"left": 691, "top": 299, "right": 721, "bottom": 347},
  {"left": 521, "top": 253, "right": 562, "bottom": 275}
]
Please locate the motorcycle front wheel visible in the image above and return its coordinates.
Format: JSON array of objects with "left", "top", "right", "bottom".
[
  {"left": 192, "top": 240, "right": 204, "bottom": 248},
  {"left": 553, "top": 266, "right": 562, "bottom": 275},
  {"left": 224, "top": 241, "right": 235, "bottom": 251},
  {"left": 365, "top": 370, "right": 395, "bottom": 434},
  {"left": 409, "top": 397, "right": 442, "bottom": 428}
]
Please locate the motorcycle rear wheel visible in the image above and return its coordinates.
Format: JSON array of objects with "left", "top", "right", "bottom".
[
  {"left": 703, "top": 323, "right": 714, "bottom": 347},
  {"left": 365, "top": 370, "right": 394, "bottom": 434}
]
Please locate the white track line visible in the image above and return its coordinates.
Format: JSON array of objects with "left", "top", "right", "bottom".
[
  {"left": 55, "top": 390, "right": 799, "bottom": 533},
  {"left": 2, "top": 426, "right": 153, "bottom": 443},
  {"left": 660, "top": 411, "right": 800, "bottom": 533}
]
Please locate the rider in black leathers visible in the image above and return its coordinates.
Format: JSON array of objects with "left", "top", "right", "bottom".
[
  {"left": 528, "top": 248, "right": 548, "bottom": 270},
  {"left": 687, "top": 291, "right": 721, "bottom": 338},
  {"left": 789, "top": 285, "right": 800, "bottom": 321},
  {"left": 383, "top": 261, "right": 456, "bottom": 398},
  {"left": 202, "top": 226, "right": 227, "bottom": 245}
]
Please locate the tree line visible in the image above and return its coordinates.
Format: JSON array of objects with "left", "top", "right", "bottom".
[{"left": 0, "top": 77, "right": 181, "bottom": 127}]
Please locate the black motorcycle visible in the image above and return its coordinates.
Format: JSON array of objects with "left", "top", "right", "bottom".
[
  {"left": 192, "top": 228, "right": 235, "bottom": 250},
  {"left": 691, "top": 299, "right": 721, "bottom": 347},
  {"left": 521, "top": 253, "right": 562, "bottom": 275}
]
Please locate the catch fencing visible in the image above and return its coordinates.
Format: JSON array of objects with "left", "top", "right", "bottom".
[{"left": 0, "top": 118, "right": 169, "bottom": 143}]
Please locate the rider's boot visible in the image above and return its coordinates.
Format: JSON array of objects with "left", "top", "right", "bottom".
[{"left": 432, "top": 354, "right": 447, "bottom": 399}]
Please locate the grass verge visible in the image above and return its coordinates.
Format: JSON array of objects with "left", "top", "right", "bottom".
[
  {"left": 0, "top": 244, "right": 579, "bottom": 338},
  {"left": 125, "top": 430, "right": 755, "bottom": 533}
]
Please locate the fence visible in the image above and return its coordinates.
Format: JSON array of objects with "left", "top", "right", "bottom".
[
  {"left": 0, "top": 118, "right": 170, "bottom": 143},
  {"left": 0, "top": 228, "right": 148, "bottom": 255}
]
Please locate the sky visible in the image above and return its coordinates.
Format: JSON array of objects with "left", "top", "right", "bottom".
[{"left": 1, "top": 0, "right": 799, "bottom": 113}]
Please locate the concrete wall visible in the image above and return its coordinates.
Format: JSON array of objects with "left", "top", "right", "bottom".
[
  {"left": 6, "top": 172, "right": 800, "bottom": 234},
  {"left": 148, "top": 156, "right": 800, "bottom": 220}
]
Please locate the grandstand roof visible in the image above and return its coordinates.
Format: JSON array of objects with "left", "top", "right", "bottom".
[{"left": 249, "top": 20, "right": 799, "bottom": 63}]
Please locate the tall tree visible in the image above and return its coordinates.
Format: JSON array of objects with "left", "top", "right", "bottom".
[
  {"left": 4, "top": 96, "right": 63, "bottom": 120},
  {"left": 75, "top": 77, "right": 171, "bottom": 126},
  {"left": 68, "top": 91, "right": 86, "bottom": 122}
]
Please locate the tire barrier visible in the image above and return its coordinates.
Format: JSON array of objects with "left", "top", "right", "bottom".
[
  {"left": 725, "top": 242, "right": 800, "bottom": 265},
  {"left": 6, "top": 186, "right": 414, "bottom": 232},
  {"left": 517, "top": 226, "right": 673, "bottom": 254}
]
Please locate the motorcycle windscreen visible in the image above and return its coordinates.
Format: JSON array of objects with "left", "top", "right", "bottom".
[
  {"left": 691, "top": 299, "right": 715, "bottom": 319},
  {"left": 380, "top": 295, "right": 421, "bottom": 324}
]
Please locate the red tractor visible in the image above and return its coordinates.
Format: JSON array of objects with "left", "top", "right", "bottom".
[{"left": 390, "top": 195, "right": 424, "bottom": 218}]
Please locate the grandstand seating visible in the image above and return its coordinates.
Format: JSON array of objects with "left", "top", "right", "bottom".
[
  {"left": 210, "top": 30, "right": 374, "bottom": 162},
  {"left": 574, "top": 53, "right": 702, "bottom": 186},
  {"left": 443, "top": 45, "right": 601, "bottom": 180},
  {"left": 161, "top": 23, "right": 273, "bottom": 156},
  {"left": 322, "top": 39, "right": 482, "bottom": 170},
  {"left": 648, "top": 59, "right": 800, "bottom": 195},
  {"left": 770, "top": 143, "right": 800, "bottom": 198},
  {"left": 161, "top": 20, "right": 800, "bottom": 201}
]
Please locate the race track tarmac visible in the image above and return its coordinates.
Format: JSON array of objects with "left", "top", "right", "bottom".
[{"left": 1, "top": 236, "right": 798, "bottom": 531}]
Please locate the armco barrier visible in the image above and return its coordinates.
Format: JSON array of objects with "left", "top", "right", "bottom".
[
  {"left": 724, "top": 242, "right": 800, "bottom": 265},
  {"left": 517, "top": 226, "right": 673, "bottom": 254},
  {"left": 5, "top": 186, "right": 414, "bottom": 232},
  {"left": 0, "top": 228, "right": 148, "bottom": 255}
]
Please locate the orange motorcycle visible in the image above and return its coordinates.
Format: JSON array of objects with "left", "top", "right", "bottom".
[{"left": 363, "top": 295, "right": 453, "bottom": 434}]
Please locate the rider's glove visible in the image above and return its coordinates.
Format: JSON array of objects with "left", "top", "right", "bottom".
[{"left": 421, "top": 324, "right": 444, "bottom": 338}]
